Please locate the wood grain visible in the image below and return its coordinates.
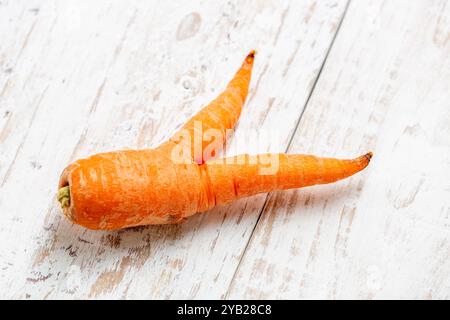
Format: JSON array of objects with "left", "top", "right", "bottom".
[
  {"left": 228, "top": 0, "right": 450, "bottom": 299},
  {"left": 0, "top": 0, "right": 349, "bottom": 299}
]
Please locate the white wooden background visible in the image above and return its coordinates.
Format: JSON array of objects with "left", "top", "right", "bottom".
[{"left": 0, "top": 0, "right": 449, "bottom": 299}]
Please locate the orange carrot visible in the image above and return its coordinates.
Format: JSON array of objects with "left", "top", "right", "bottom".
[{"left": 57, "top": 51, "right": 372, "bottom": 230}]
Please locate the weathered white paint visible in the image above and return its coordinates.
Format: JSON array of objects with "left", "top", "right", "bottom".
[
  {"left": 0, "top": 0, "right": 350, "bottom": 299},
  {"left": 228, "top": 0, "right": 450, "bottom": 299}
]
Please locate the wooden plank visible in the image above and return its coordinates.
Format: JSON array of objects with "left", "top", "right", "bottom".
[
  {"left": 0, "top": 0, "right": 349, "bottom": 298},
  {"left": 0, "top": 0, "right": 47, "bottom": 183},
  {"left": 228, "top": 0, "right": 450, "bottom": 299}
]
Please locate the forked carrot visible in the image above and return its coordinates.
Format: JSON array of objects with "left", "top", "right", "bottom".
[{"left": 57, "top": 51, "right": 372, "bottom": 230}]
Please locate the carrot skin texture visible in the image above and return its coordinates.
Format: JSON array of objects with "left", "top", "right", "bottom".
[
  {"left": 204, "top": 153, "right": 372, "bottom": 206},
  {"left": 59, "top": 149, "right": 206, "bottom": 229},
  {"left": 60, "top": 151, "right": 372, "bottom": 230}
]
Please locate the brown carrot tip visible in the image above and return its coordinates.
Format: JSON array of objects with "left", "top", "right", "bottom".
[
  {"left": 246, "top": 50, "right": 256, "bottom": 63},
  {"left": 364, "top": 152, "right": 373, "bottom": 162}
]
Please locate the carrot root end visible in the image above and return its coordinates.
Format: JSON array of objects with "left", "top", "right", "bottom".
[{"left": 57, "top": 186, "right": 70, "bottom": 209}]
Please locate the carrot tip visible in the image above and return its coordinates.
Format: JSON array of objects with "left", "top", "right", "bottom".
[
  {"left": 246, "top": 50, "right": 256, "bottom": 63},
  {"left": 364, "top": 152, "right": 373, "bottom": 162}
]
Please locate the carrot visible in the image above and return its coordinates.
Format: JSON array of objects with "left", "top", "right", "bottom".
[{"left": 57, "top": 51, "right": 372, "bottom": 230}]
